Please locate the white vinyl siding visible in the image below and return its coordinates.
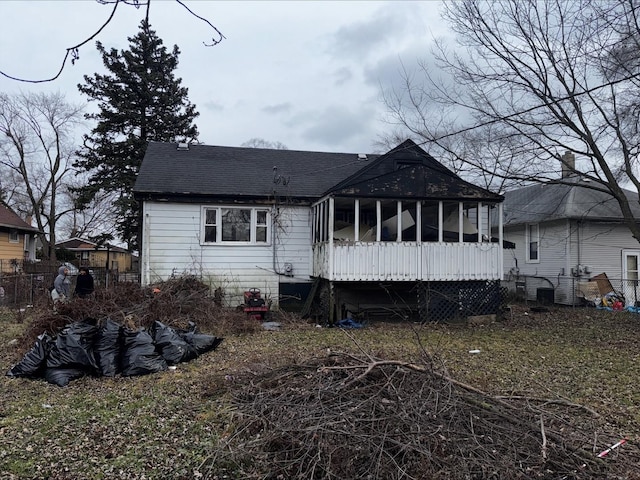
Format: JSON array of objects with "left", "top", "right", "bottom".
[
  {"left": 504, "top": 219, "right": 640, "bottom": 304},
  {"left": 141, "top": 202, "right": 312, "bottom": 305}
]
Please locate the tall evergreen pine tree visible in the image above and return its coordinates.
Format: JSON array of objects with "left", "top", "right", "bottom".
[{"left": 76, "top": 20, "right": 199, "bottom": 251}]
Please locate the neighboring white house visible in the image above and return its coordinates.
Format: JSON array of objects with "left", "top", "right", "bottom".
[
  {"left": 133, "top": 139, "right": 506, "bottom": 323},
  {"left": 501, "top": 167, "right": 640, "bottom": 306}
]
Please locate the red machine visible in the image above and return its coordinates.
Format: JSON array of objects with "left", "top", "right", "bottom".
[{"left": 243, "top": 288, "right": 270, "bottom": 321}]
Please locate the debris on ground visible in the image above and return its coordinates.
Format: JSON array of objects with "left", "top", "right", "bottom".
[
  {"left": 202, "top": 352, "right": 639, "bottom": 480},
  {"left": 15, "top": 276, "right": 259, "bottom": 355},
  {"left": 5, "top": 277, "right": 240, "bottom": 386},
  {"left": 7, "top": 318, "right": 223, "bottom": 386}
]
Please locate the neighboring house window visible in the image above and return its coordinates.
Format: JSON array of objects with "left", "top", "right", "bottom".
[
  {"left": 623, "top": 250, "right": 640, "bottom": 281},
  {"left": 526, "top": 224, "right": 539, "bottom": 262},
  {"left": 623, "top": 250, "right": 640, "bottom": 303},
  {"left": 9, "top": 229, "right": 19, "bottom": 243},
  {"left": 202, "top": 206, "right": 270, "bottom": 244}
]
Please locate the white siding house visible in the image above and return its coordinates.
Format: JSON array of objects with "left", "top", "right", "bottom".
[
  {"left": 502, "top": 177, "right": 640, "bottom": 305},
  {"left": 141, "top": 201, "right": 312, "bottom": 305},
  {"left": 134, "top": 140, "right": 506, "bottom": 322}
]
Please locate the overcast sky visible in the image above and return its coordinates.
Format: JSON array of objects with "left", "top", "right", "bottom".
[{"left": 0, "top": 0, "right": 448, "bottom": 154}]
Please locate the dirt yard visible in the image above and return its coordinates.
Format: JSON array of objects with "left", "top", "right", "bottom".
[{"left": 1, "top": 281, "right": 639, "bottom": 479}]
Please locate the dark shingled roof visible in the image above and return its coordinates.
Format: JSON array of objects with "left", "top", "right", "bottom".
[
  {"left": 329, "top": 140, "right": 503, "bottom": 201},
  {"left": 0, "top": 205, "right": 40, "bottom": 233},
  {"left": 503, "top": 178, "right": 640, "bottom": 225},
  {"left": 133, "top": 142, "right": 380, "bottom": 200},
  {"left": 134, "top": 139, "right": 503, "bottom": 203}
]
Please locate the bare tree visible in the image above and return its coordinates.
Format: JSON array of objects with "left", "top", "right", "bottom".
[
  {"left": 0, "top": 92, "right": 84, "bottom": 260},
  {"left": 57, "top": 179, "right": 119, "bottom": 240},
  {"left": 0, "top": 0, "right": 224, "bottom": 84},
  {"left": 382, "top": 0, "right": 640, "bottom": 241}
]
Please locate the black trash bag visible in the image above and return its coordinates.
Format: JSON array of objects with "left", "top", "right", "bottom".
[
  {"left": 44, "top": 367, "right": 87, "bottom": 387},
  {"left": 152, "top": 321, "right": 198, "bottom": 365},
  {"left": 95, "top": 318, "right": 123, "bottom": 377},
  {"left": 46, "top": 320, "right": 99, "bottom": 373},
  {"left": 180, "top": 330, "right": 224, "bottom": 355},
  {"left": 6, "top": 332, "right": 52, "bottom": 378},
  {"left": 120, "top": 328, "right": 168, "bottom": 377}
]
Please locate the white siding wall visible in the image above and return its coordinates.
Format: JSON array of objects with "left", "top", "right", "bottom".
[
  {"left": 141, "top": 201, "right": 312, "bottom": 306},
  {"left": 578, "top": 222, "right": 638, "bottom": 278},
  {"left": 504, "top": 219, "right": 640, "bottom": 304}
]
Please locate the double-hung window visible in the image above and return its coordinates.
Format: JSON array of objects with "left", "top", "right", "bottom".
[
  {"left": 526, "top": 223, "right": 539, "bottom": 262},
  {"left": 202, "top": 206, "right": 270, "bottom": 244},
  {"left": 9, "top": 229, "right": 18, "bottom": 243}
]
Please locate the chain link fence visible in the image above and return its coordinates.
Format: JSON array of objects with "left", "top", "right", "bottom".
[
  {"left": 502, "top": 274, "right": 640, "bottom": 308},
  {"left": 0, "top": 260, "right": 138, "bottom": 308}
]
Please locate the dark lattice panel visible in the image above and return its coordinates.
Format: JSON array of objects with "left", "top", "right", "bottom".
[{"left": 417, "top": 280, "right": 502, "bottom": 323}]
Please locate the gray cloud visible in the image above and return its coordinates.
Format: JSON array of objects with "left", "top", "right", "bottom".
[
  {"left": 333, "top": 67, "right": 353, "bottom": 86},
  {"left": 262, "top": 102, "right": 292, "bottom": 115},
  {"left": 296, "top": 105, "right": 377, "bottom": 146},
  {"left": 325, "top": 3, "right": 432, "bottom": 62},
  {"left": 203, "top": 100, "right": 224, "bottom": 112}
]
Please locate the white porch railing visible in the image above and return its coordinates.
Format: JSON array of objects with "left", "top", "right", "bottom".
[{"left": 313, "top": 241, "right": 502, "bottom": 282}]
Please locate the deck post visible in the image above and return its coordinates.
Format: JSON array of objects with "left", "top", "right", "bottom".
[
  {"left": 329, "top": 197, "right": 335, "bottom": 280},
  {"left": 458, "top": 202, "right": 464, "bottom": 243},
  {"left": 397, "top": 201, "right": 403, "bottom": 242},
  {"left": 329, "top": 281, "right": 335, "bottom": 325},
  {"left": 376, "top": 200, "right": 382, "bottom": 241},
  {"left": 354, "top": 199, "right": 360, "bottom": 241},
  {"left": 438, "top": 201, "right": 443, "bottom": 242}
]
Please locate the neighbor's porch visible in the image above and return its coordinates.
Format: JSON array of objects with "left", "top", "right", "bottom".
[{"left": 311, "top": 197, "right": 504, "bottom": 282}]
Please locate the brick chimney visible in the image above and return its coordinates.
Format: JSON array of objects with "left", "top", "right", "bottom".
[{"left": 561, "top": 151, "right": 575, "bottom": 178}]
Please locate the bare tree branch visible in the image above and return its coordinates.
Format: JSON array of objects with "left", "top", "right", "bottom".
[{"left": 0, "top": 0, "right": 224, "bottom": 84}]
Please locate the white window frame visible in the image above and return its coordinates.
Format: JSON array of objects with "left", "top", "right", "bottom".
[
  {"left": 201, "top": 206, "right": 271, "bottom": 245},
  {"left": 9, "top": 229, "right": 19, "bottom": 243},
  {"left": 622, "top": 250, "right": 640, "bottom": 281},
  {"left": 622, "top": 250, "right": 640, "bottom": 305},
  {"left": 525, "top": 223, "right": 540, "bottom": 263}
]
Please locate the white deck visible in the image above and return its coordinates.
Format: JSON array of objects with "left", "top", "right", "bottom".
[{"left": 313, "top": 241, "right": 503, "bottom": 282}]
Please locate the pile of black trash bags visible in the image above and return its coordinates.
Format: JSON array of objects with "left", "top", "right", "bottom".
[{"left": 6, "top": 318, "right": 223, "bottom": 387}]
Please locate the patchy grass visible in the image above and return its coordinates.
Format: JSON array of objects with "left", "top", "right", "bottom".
[{"left": 1, "top": 304, "right": 639, "bottom": 479}]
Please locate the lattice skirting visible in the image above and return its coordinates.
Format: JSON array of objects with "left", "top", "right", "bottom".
[{"left": 417, "top": 280, "right": 502, "bottom": 323}]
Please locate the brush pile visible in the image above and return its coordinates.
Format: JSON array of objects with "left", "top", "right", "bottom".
[
  {"left": 16, "top": 276, "right": 258, "bottom": 354},
  {"left": 6, "top": 277, "right": 249, "bottom": 386},
  {"left": 203, "top": 352, "right": 639, "bottom": 480}
]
